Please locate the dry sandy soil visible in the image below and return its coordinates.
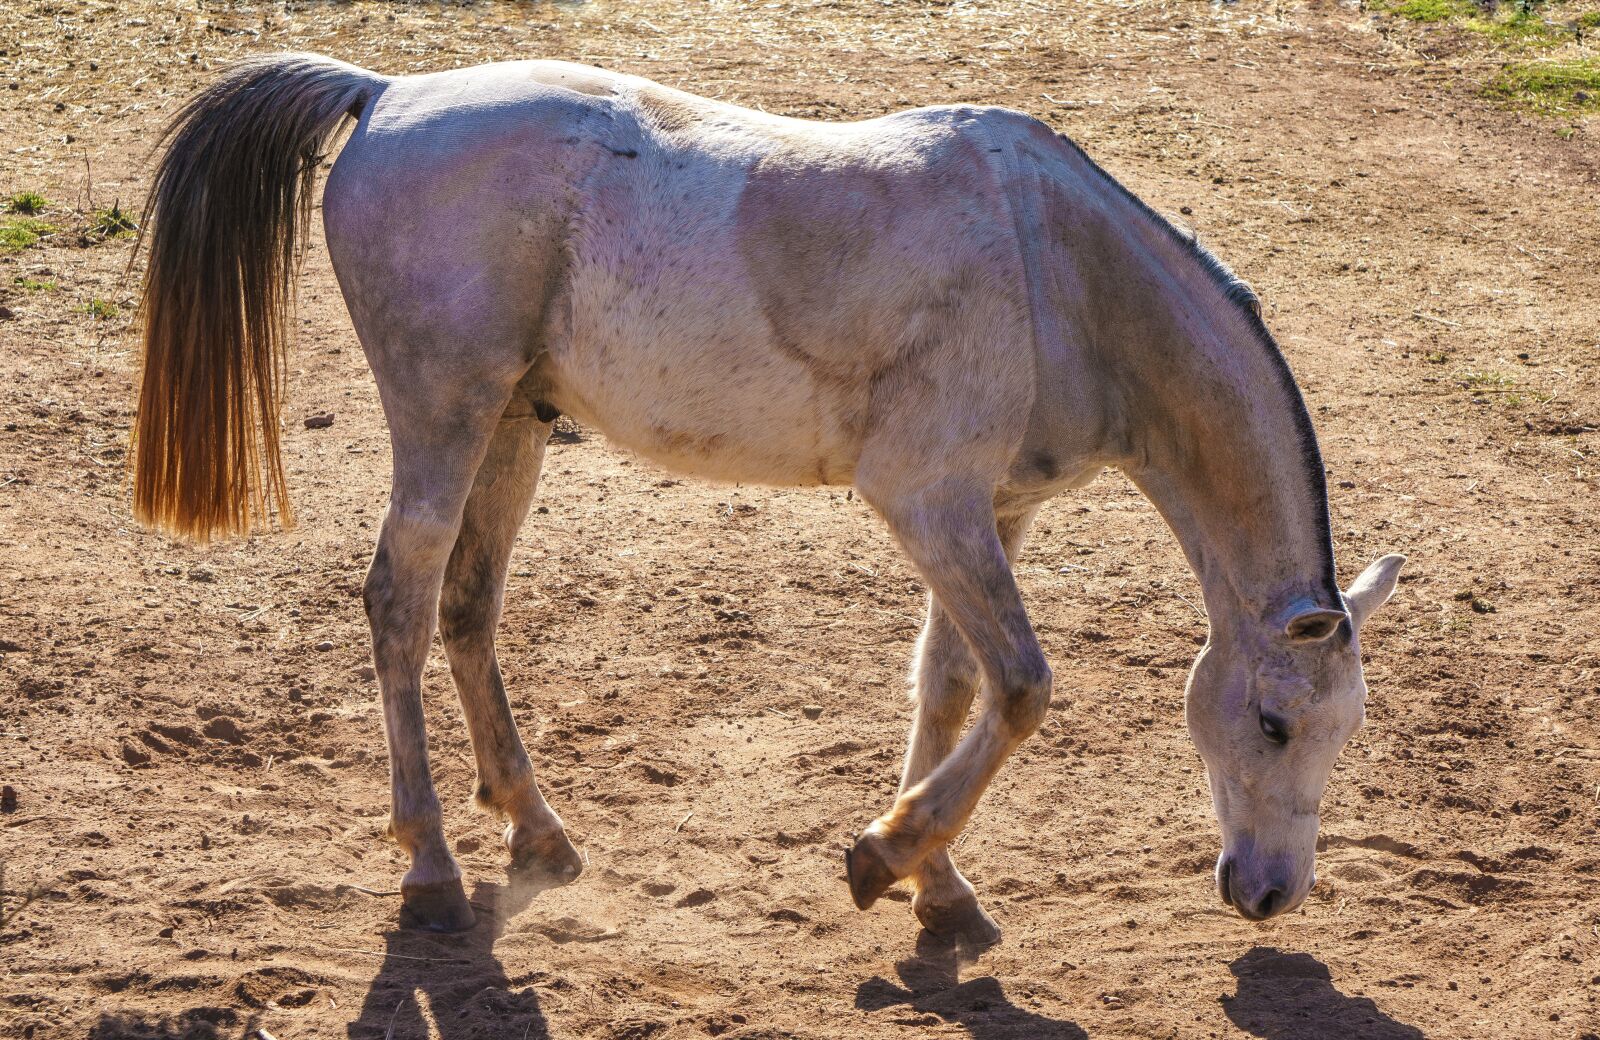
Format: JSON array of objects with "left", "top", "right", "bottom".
[{"left": 2, "top": 1, "right": 1599, "bottom": 1038}]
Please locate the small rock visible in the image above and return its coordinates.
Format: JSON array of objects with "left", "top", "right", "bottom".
[
  {"left": 674, "top": 888, "right": 716, "bottom": 909},
  {"left": 187, "top": 566, "right": 216, "bottom": 583},
  {"left": 303, "top": 413, "right": 335, "bottom": 430},
  {"left": 801, "top": 704, "right": 824, "bottom": 720},
  {"left": 314, "top": 640, "right": 335, "bottom": 652},
  {"left": 0, "top": 306, "right": 14, "bottom": 320},
  {"left": 0, "top": 784, "right": 16, "bottom": 813},
  {"left": 356, "top": 665, "right": 376, "bottom": 681},
  {"left": 158, "top": 926, "right": 175, "bottom": 938},
  {"left": 202, "top": 717, "right": 245, "bottom": 744},
  {"left": 121, "top": 741, "right": 151, "bottom": 766}
]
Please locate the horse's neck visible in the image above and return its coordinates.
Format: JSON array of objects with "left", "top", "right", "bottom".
[{"left": 1088, "top": 230, "right": 1338, "bottom": 626}]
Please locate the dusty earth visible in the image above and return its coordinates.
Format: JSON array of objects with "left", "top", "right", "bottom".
[{"left": 3, "top": 1, "right": 1599, "bottom": 1038}]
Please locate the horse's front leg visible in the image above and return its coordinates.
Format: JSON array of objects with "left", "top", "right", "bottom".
[
  {"left": 439, "top": 414, "right": 582, "bottom": 884},
  {"left": 898, "top": 507, "right": 1037, "bottom": 946},
  {"left": 847, "top": 480, "right": 1052, "bottom": 933}
]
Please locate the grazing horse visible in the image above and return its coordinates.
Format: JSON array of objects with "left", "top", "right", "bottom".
[{"left": 135, "top": 54, "right": 1406, "bottom": 942}]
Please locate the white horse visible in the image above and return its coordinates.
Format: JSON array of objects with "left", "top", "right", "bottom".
[{"left": 135, "top": 54, "right": 1405, "bottom": 942}]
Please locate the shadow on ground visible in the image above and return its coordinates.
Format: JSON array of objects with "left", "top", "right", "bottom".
[
  {"left": 88, "top": 1008, "right": 260, "bottom": 1040},
  {"left": 1223, "top": 946, "right": 1427, "bottom": 1040},
  {"left": 855, "top": 930, "right": 1087, "bottom": 1039},
  {"left": 348, "top": 875, "right": 556, "bottom": 1040}
]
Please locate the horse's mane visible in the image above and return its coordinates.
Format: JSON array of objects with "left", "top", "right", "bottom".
[{"left": 1053, "top": 132, "right": 1342, "bottom": 611}]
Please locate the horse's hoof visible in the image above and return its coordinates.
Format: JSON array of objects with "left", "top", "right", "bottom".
[
  {"left": 507, "top": 823, "right": 584, "bottom": 886},
  {"left": 916, "top": 893, "right": 1002, "bottom": 948},
  {"left": 400, "top": 878, "right": 476, "bottom": 932},
  {"left": 845, "top": 834, "right": 899, "bottom": 911}
]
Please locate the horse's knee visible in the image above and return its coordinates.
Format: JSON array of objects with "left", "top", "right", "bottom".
[
  {"left": 437, "top": 591, "right": 493, "bottom": 647},
  {"left": 995, "top": 655, "right": 1052, "bottom": 736}
]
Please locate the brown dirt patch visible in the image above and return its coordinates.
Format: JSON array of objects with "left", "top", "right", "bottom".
[{"left": 2, "top": 2, "right": 1597, "bottom": 1039}]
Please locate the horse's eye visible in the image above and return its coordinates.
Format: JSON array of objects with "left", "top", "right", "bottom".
[{"left": 1259, "top": 712, "right": 1289, "bottom": 745}]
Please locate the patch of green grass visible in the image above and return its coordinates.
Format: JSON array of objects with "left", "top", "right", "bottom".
[
  {"left": 1424, "top": 350, "right": 1451, "bottom": 364},
  {"left": 1484, "top": 59, "right": 1600, "bottom": 115},
  {"left": 1579, "top": 11, "right": 1600, "bottom": 30},
  {"left": 0, "top": 217, "right": 57, "bottom": 251},
  {"left": 87, "top": 202, "right": 137, "bottom": 238},
  {"left": 13, "top": 275, "right": 57, "bottom": 291},
  {"left": 1464, "top": 11, "right": 1573, "bottom": 47},
  {"left": 1385, "top": 0, "right": 1479, "bottom": 23},
  {"left": 7, "top": 191, "right": 49, "bottom": 215},
  {"left": 1457, "top": 369, "right": 1517, "bottom": 390},
  {"left": 81, "top": 298, "right": 119, "bottom": 319}
]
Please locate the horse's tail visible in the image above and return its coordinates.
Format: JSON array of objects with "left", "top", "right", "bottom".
[{"left": 134, "top": 54, "right": 386, "bottom": 541}]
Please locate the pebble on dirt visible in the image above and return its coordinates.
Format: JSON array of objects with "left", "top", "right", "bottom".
[
  {"left": 303, "top": 413, "right": 335, "bottom": 429},
  {"left": 202, "top": 717, "right": 245, "bottom": 744},
  {"left": 801, "top": 704, "right": 824, "bottom": 720},
  {"left": 1, "top": 784, "right": 16, "bottom": 813},
  {"left": 314, "top": 640, "right": 335, "bottom": 652}
]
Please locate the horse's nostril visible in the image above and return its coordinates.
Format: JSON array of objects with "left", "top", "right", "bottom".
[
  {"left": 1216, "top": 858, "right": 1235, "bottom": 908},
  {"left": 1253, "top": 887, "right": 1285, "bottom": 919}
]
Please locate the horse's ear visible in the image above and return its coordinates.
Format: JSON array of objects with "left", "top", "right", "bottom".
[
  {"left": 1345, "top": 554, "right": 1407, "bottom": 630},
  {"left": 1283, "top": 607, "right": 1347, "bottom": 643}
]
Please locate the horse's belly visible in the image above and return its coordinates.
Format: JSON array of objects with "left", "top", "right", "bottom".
[
  {"left": 547, "top": 329, "right": 861, "bottom": 486},
  {"left": 546, "top": 253, "right": 866, "bottom": 485}
]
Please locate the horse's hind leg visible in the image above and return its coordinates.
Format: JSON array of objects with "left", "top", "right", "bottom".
[
  {"left": 902, "top": 508, "right": 1037, "bottom": 946},
  {"left": 362, "top": 369, "right": 527, "bottom": 932},
  {"left": 846, "top": 479, "right": 1052, "bottom": 920},
  {"left": 439, "top": 415, "right": 582, "bottom": 883}
]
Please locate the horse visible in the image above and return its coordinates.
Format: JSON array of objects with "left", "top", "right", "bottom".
[{"left": 134, "top": 53, "right": 1406, "bottom": 943}]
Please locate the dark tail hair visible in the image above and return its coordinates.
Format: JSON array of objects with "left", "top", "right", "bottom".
[{"left": 134, "top": 54, "right": 383, "bottom": 540}]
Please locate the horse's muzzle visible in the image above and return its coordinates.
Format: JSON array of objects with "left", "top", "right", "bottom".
[{"left": 1216, "top": 852, "right": 1297, "bottom": 921}]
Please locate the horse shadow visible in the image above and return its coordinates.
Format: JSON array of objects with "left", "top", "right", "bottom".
[
  {"left": 854, "top": 931, "right": 1087, "bottom": 1039},
  {"left": 348, "top": 875, "right": 557, "bottom": 1040},
  {"left": 1223, "top": 946, "right": 1427, "bottom": 1040}
]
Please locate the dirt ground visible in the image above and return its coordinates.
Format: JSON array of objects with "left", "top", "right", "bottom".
[{"left": 2, "top": 1, "right": 1599, "bottom": 1038}]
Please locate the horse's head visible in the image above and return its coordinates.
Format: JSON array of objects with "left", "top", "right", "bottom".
[{"left": 1184, "top": 554, "right": 1405, "bottom": 920}]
